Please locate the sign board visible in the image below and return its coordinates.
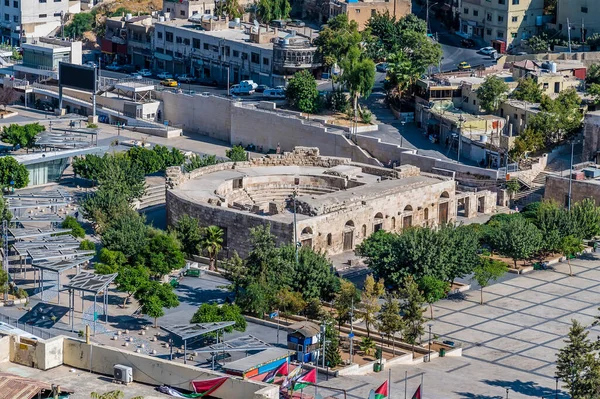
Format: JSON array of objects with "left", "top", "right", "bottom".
[
  {"left": 269, "top": 311, "right": 279, "bottom": 319},
  {"left": 59, "top": 62, "right": 97, "bottom": 92},
  {"left": 348, "top": 332, "right": 354, "bottom": 339}
]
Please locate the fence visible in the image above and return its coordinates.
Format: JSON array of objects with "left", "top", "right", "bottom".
[{"left": 0, "top": 311, "right": 57, "bottom": 340}]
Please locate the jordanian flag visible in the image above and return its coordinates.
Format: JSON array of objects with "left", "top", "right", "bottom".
[
  {"left": 191, "top": 377, "right": 228, "bottom": 396},
  {"left": 412, "top": 384, "right": 422, "bottom": 399},
  {"left": 263, "top": 362, "right": 289, "bottom": 383},
  {"left": 291, "top": 368, "right": 316, "bottom": 391},
  {"left": 374, "top": 381, "right": 388, "bottom": 399}
]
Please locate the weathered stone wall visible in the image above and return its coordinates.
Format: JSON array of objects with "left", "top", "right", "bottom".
[
  {"left": 583, "top": 112, "right": 600, "bottom": 162},
  {"left": 544, "top": 175, "right": 600, "bottom": 206}
]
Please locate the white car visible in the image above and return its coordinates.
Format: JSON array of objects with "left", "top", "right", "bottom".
[
  {"left": 130, "top": 73, "right": 143, "bottom": 80},
  {"left": 479, "top": 47, "right": 495, "bottom": 55},
  {"left": 84, "top": 61, "right": 97, "bottom": 68},
  {"left": 230, "top": 84, "right": 254, "bottom": 95},
  {"left": 105, "top": 63, "right": 121, "bottom": 71},
  {"left": 157, "top": 71, "right": 173, "bottom": 79},
  {"left": 177, "top": 74, "right": 195, "bottom": 83},
  {"left": 138, "top": 69, "right": 152, "bottom": 77}
]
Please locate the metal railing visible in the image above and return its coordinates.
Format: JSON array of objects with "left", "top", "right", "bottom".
[{"left": 0, "top": 311, "right": 57, "bottom": 340}]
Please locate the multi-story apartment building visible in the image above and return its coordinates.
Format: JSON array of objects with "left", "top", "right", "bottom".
[
  {"left": 328, "top": 0, "right": 411, "bottom": 30},
  {"left": 0, "top": 0, "right": 79, "bottom": 45},
  {"left": 556, "top": 0, "right": 599, "bottom": 41},
  {"left": 13, "top": 37, "right": 82, "bottom": 79},
  {"left": 460, "top": 0, "right": 544, "bottom": 50},
  {"left": 152, "top": 16, "right": 320, "bottom": 86},
  {"left": 162, "top": 0, "right": 214, "bottom": 20},
  {"left": 103, "top": 14, "right": 154, "bottom": 68}
]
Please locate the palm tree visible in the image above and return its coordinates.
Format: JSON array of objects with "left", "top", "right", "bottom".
[
  {"left": 387, "top": 50, "right": 420, "bottom": 97},
  {"left": 201, "top": 226, "right": 224, "bottom": 271}
]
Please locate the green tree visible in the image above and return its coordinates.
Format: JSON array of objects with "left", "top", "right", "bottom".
[
  {"left": 314, "top": 14, "right": 362, "bottom": 83},
  {"left": 114, "top": 264, "right": 149, "bottom": 308},
  {"left": 274, "top": 288, "right": 306, "bottom": 317},
  {"left": 79, "top": 239, "right": 96, "bottom": 250},
  {"left": 304, "top": 298, "right": 325, "bottom": 320},
  {"left": 571, "top": 199, "right": 600, "bottom": 239},
  {"left": 334, "top": 279, "right": 361, "bottom": 330},
  {"left": 359, "top": 336, "right": 376, "bottom": 356},
  {"left": 280, "top": 245, "right": 339, "bottom": 301},
  {"left": 172, "top": 215, "right": 203, "bottom": 257},
  {"left": 90, "top": 391, "right": 124, "bottom": 399},
  {"left": 399, "top": 276, "right": 425, "bottom": 357},
  {"left": 511, "top": 77, "right": 543, "bottom": 103},
  {"left": 96, "top": 153, "right": 146, "bottom": 201},
  {"left": 101, "top": 212, "right": 148, "bottom": 259},
  {"left": 419, "top": 276, "right": 449, "bottom": 320},
  {"left": 386, "top": 51, "right": 421, "bottom": 96},
  {"left": 226, "top": 145, "right": 247, "bottom": 162},
  {"left": 64, "top": 13, "right": 94, "bottom": 38},
  {"left": 237, "top": 281, "right": 270, "bottom": 316},
  {"left": 126, "top": 146, "right": 163, "bottom": 174},
  {"left": 142, "top": 229, "right": 186, "bottom": 278},
  {"left": 62, "top": 215, "right": 85, "bottom": 238},
  {"left": 221, "top": 251, "right": 247, "bottom": 299},
  {"left": 80, "top": 189, "right": 132, "bottom": 232},
  {"left": 94, "top": 248, "right": 128, "bottom": 275},
  {"left": 201, "top": 225, "right": 223, "bottom": 271},
  {"left": 587, "top": 83, "right": 600, "bottom": 105},
  {"left": 190, "top": 303, "right": 246, "bottom": 333},
  {"left": 185, "top": 154, "right": 220, "bottom": 171},
  {"left": 0, "top": 156, "right": 28, "bottom": 188},
  {"left": 285, "top": 70, "right": 319, "bottom": 113},
  {"left": 0, "top": 191, "right": 11, "bottom": 222},
  {"left": 217, "top": 0, "right": 242, "bottom": 18},
  {"left": 506, "top": 179, "right": 520, "bottom": 197},
  {"left": 556, "top": 320, "right": 600, "bottom": 399},
  {"left": 442, "top": 224, "right": 481, "bottom": 285},
  {"left": 586, "top": 63, "right": 600, "bottom": 85},
  {"left": 135, "top": 281, "right": 179, "bottom": 327},
  {"left": 245, "top": 224, "right": 282, "bottom": 286},
  {"left": 476, "top": 76, "right": 510, "bottom": 113},
  {"left": 341, "top": 46, "right": 375, "bottom": 122},
  {"left": 473, "top": 257, "right": 507, "bottom": 305},
  {"left": 359, "top": 274, "right": 384, "bottom": 337},
  {"left": 1, "top": 123, "right": 44, "bottom": 148},
  {"left": 488, "top": 217, "right": 542, "bottom": 268},
  {"left": 377, "top": 293, "right": 403, "bottom": 354},
  {"left": 560, "top": 235, "right": 585, "bottom": 276}
]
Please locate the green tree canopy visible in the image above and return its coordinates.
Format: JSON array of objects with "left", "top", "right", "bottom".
[
  {"left": 560, "top": 235, "right": 585, "bottom": 276},
  {"left": 476, "top": 76, "right": 510, "bottom": 113},
  {"left": 101, "top": 212, "right": 149, "bottom": 259},
  {"left": 340, "top": 46, "right": 376, "bottom": 114},
  {"left": 473, "top": 257, "right": 507, "bottom": 305},
  {"left": 315, "top": 14, "right": 362, "bottom": 70},
  {"left": 334, "top": 279, "right": 361, "bottom": 330},
  {"left": 135, "top": 281, "right": 179, "bottom": 327},
  {"left": 359, "top": 274, "right": 384, "bottom": 337},
  {"left": 419, "top": 276, "right": 449, "bottom": 319},
  {"left": 511, "top": 77, "right": 543, "bottom": 103},
  {"left": 377, "top": 293, "right": 403, "bottom": 353},
  {"left": 1, "top": 123, "right": 44, "bottom": 148},
  {"left": 226, "top": 145, "right": 247, "bottom": 162},
  {"left": 62, "top": 215, "right": 85, "bottom": 238},
  {"left": 201, "top": 225, "right": 224, "bottom": 271},
  {"left": 285, "top": 70, "right": 319, "bottom": 113},
  {"left": 0, "top": 156, "right": 28, "bottom": 188},
  {"left": 190, "top": 303, "right": 246, "bottom": 334},
  {"left": 487, "top": 217, "right": 542, "bottom": 268},
  {"left": 399, "top": 276, "right": 425, "bottom": 357},
  {"left": 171, "top": 215, "right": 203, "bottom": 257},
  {"left": 141, "top": 229, "right": 186, "bottom": 277},
  {"left": 65, "top": 13, "right": 95, "bottom": 38}
]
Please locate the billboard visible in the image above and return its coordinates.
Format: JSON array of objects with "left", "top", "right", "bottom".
[{"left": 59, "top": 62, "right": 96, "bottom": 92}]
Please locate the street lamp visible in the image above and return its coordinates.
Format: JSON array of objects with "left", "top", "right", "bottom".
[
  {"left": 400, "top": 120, "right": 406, "bottom": 148},
  {"left": 555, "top": 376, "right": 559, "bottom": 399},
  {"left": 427, "top": 324, "right": 433, "bottom": 362},
  {"left": 506, "top": 388, "right": 509, "bottom": 399},
  {"left": 457, "top": 114, "right": 465, "bottom": 164}
]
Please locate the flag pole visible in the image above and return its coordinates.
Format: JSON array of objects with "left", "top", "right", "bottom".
[
  {"left": 388, "top": 369, "right": 392, "bottom": 399},
  {"left": 404, "top": 371, "right": 407, "bottom": 399},
  {"left": 421, "top": 373, "right": 424, "bottom": 399}
]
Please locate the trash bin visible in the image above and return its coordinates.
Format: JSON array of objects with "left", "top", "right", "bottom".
[
  {"left": 439, "top": 348, "right": 446, "bottom": 357},
  {"left": 373, "top": 363, "right": 382, "bottom": 372}
]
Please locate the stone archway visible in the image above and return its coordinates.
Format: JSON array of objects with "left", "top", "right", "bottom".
[
  {"left": 343, "top": 221, "right": 355, "bottom": 251},
  {"left": 403, "top": 205, "right": 413, "bottom": 229},
  {"left": 300, "top": 227, "right": 313, "bottom": 248},
  {"left": 374, "top": 212, "right": 384, "bottom": 232},
  {"left": 439, "top": 192, "right": 450, "bottom": 224}
]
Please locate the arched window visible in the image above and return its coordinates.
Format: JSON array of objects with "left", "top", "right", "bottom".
[
  {"left": 441, "top": 191, "right": 450, "bottom": 198},
  {"left": 301, "top": 227, "right": 313, "bottom": 235},
  {"left": 424, "top": 208, "right": 429, "bottom": 220},
  {"left": 404, "top": 205, "right": 413, "bottom": 212},
  {"left": 327, "top": 233, "right": 332, "bottom": 246},
  {"left": 362, "top": 224, "right": 367, "bottom": 237},
  {"left": 391, "top": 217, "right": 396, "bottom": 230}
]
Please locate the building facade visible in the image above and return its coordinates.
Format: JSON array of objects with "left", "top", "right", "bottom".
[
  {"left": 162, "top": 0, "right": 214, "bottom": 20},
  {"left": 328, "top": 0, "right": 411, "bottom": 30},
  {"left": 0, "top": 0, "right": 79, "bottom": 45},
  {"left": 556, "top": 0, "right": 599, "bottom": 41},
  {"left": 459, "top": 0, "right": 544, "bottom": 49},
  {"left": 103, "top": 15, "right": 154, "bottom": 68},
  {"left": 14, "top": 37, "right": 82, "bottom": 79}
]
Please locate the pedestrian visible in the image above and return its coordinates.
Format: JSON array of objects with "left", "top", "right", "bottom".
[{"left": 276, "top": 143, "right": 281, "bottom": 154}]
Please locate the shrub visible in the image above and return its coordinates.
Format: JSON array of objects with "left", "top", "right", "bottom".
[
  {"left": 79, "top": 239, "right": 96, "bottom": 250},
  {"left": 62, "top": 215, "right": 85, "bottom": 238}
]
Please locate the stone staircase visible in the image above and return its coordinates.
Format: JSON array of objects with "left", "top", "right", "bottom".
[{"left": 135, "top": 184, "right": 166, "bottom": 210}]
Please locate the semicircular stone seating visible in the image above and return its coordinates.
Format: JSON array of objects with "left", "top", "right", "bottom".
[{"left": 227, "top": 184, "right": 339, "bottom": 209}]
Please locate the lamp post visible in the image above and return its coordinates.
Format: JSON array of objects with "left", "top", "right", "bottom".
[
  {"left": 400, "top": 120, "right": 406, "bottom": 148},
  {"left": 555, "top": 376, "right": 559, "bottom": 399},
  {"left": 292, "top": 190, "right": 298, "bottom": 263},
  {"left": 567, "top": 139, "right": 578, "bottom": 210},
  {"left": 506, "top": 388, "right": 509, "bottom": 399},
  {"left": 427, "top": 324, "right": 432, "bottom": 362},
  {"left": 457, "top": 114, "right": 465, "bottom": 164},
  {"left": 349, "top": 298, "right": 354, "bottom": 364}
]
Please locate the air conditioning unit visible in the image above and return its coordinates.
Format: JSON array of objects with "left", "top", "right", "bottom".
[{"left": 113, "top": 364, "right": 133, "bottom": 385}]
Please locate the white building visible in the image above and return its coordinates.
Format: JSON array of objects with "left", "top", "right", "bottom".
[
  {"left": 14, "top": 37, "right": 82, "bottom": 79},
  {"left": 0, "top": 0, "right": 80, "bottom": 45}
]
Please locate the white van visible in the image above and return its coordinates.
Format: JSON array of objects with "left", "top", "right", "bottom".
[
  {"left": 264, "top": 88, "right": 286, "bottom": 99},
  {"left": 230, "top": 84, "right": 254, "bottom": 95},
  {"left": 240, "top": 80, "right": 258, "bottom": 89}
]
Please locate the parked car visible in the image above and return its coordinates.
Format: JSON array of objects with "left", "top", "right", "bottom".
[
  {"left": 457, "top": 61, "right": 471, "bottom": 70},
  {"left": 120, "top": 65, "right": 136, "bottom": 73},
  {"left": 479, "top": 47, "right": 495, "bottom": 55},
  {"left": 138, "top": 69, "right": 152, "bottom": 77},
  {"left": 105, "top": 63, "right": 122, "bottom": 71},
  {"left": 275, "top": 85, "right": 286, "bottom": 90},
  {"left": 160, "top": 78, "right": 178, "bottom": 87},
  {"left": 177, "top": 74, "right": 195, "bottom": 83},
  {"left": 84, "top": 61, "right": 97, "bottom": 68},
  {"left": 290, "top": 19, "right": 305, "bottom": 27},
  {"left": 230, "top": 84, "right": 254, "bottom": 95},
  {"left": 264, "top": 88, "right": 286, "bottom": 99},
  {"left": 376, "top": 62, "right": 389, "bottom": 72},
  {"left": 241, "top": 80, "right": 258, "bottom": 89},
  {"left": 255, "top": 84, "right": 269, "bottom": 93},
  {"left": 130, "top": 73, "right": 143, "bottom": 80},
  {"left": 461, "top": 38, "right": 475, "bottom": 48},
  {"left": 157, "top": 71, "right": 173, "bottom": 79}
]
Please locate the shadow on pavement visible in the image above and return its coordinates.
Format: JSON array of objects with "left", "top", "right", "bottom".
[
  {"left": 454, "top": 392, "right": 502, "bottom": 399},
  {"left": 19, "top": 302, "right": 69, "bottom": 328},
  {"left": 482, "top": 379, "right": 567, "bottom": 399}
]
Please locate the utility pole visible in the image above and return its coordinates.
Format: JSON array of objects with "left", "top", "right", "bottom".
[
  {"left": 426, "top": 0, "right": 430, "bottom": 36},
  {"left": 293, "top": 190, "right": 298, "bottom": 263},
  {"left": 349, "top": 298, "right": 354, "bottom": 364},
  {"left": 457, "top": 114, "right": 465, "bottom": 164},
  {"left": 568, "top": 139, "right": 575, "bottom": 210},
  {"left": 567, "top": 18, "right": 572, "bottom": 53}
]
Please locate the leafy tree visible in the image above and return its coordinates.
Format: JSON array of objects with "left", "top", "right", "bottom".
[
  {"left": 142, "top": 229, "right": 186, "bottom": 278},
  {"left": 473, "top": 257, "right": 507, "bottom": 305},
  {"left": 101, "top": 212, "right": 149, "bottom": 259},
  {"left": 190, "top": 303, "right": 246, "bottom": 333},
  {"left": 64, "top": 13, "right": 94, "bottom": 38},
  {"left": 256, "top": 0, "right": 290, "bottom": 22},
  {"left": 340, "top": 46, "right": 375, "bottom": 120},
  {"left": 216, "top": 0, "right": 242, "bottom": 18},
  {"left": 135, "top": 281, "right": 179, "bottom": 327},
  {"left": 511, "top": 77, "right": 543, "bottom": 103},
  {"left": 274, "top": 288, "right": 306, "bottom": 317},
  {"left": 80, "top": 189, "right": 132, "bottom": 232},
  {"left": 586, "top": 63, "right": 600, "bottom": 85},
  {"left": 419, "top": 276, "right": 449, "bottom": 320},
  {"left": 441, "top": 224, "right": 481, "bottom": 285},
  {"left": 506, "top": 179, "right": 520, "bottom": 197},
  {"left": 245, "top": 224, "right": 283, "bottom": 286},
  {"left": 323, "top": 316, "right": 342, "bottom": 367},
  {"left": 386, "top": 51, "right": 421, "bottom": 96},
  {"left": 587, "top": 83, "right": 600, "bottom": 105},
  {"left": 488, "top": 217, "right": 542, "bottom": 268},
  {"left": 314, "top": 14, "right": 362, "bottom": 81},
  {"left": 96, "top": 153, "right": 146, "bottom": 201},
  {"left": 560, "top": 235, "right": 585, "bottom": 276},
  {"left": 571, "top": 199, "right": 600, "bottom": 239},
  {"left": 556, "top": 320, "right": 600, "bottom": 399},
  {"left": 185, "top": 154, "right": 220, "bottom": 171},
  {"left": 399, "top": 276, "right": 425, "bottom": 357},
  {"left": 221, "top": 251, "right": 246, "bottom": 299},
  {"left": 0, "top": 87, "right": 19, "bottom": 111},
  {"left": 79, "top": 239, "right": 96, "bottom": 250},
  {"left": 201, "top": 225, "right": 223, "bottom": 271},
  {"left": 510, "top": 127, "right": 545, "bottom": 160},
  {"left": 377, "top": 293, "right": 403, "bottom": 354},
  {"left": 334, "top": 279, "right": 360, "bottom": 330},
  {"left": 0, "top": 156, "right": 28, "bottom": 188},
  {"left": 1, "top": 123, "right": 45, "bottom": 149},
  {"left": 326, "top": 89, "right": 349, "bottom": 113},
  {"left": 359, "top": 336, "right": 376, "bottom": 356},
  {"left": 114, "top": 264, "right": 149, "bottom": 308},
  {"left": 237, "top": 281, "right": 270, "bottom": 316},
  {"left": 286, "top": 70, "right": 319, "bottom": 113},
  {"left": 226, "top": 145, "right": 247, "bottom": 162},
  {"left": 0, "top": 191, "right": 11, "bottom": 222},
  {"left": 476, "top": 76, "right": 510, "bottom": 113},
  {"left": 94, "top": 248, "right": 128, "bottom": 275},
  {"left": 171, "top": 214, "right": 203, "bottom": 257},
  {"left": 126, "top": 146, "right": 163, "bottom": 174},
  {"left": 62, "top": 215, "right": 85, "bottom": 238},
  {"left": 359, "top": 274, "right": 384, "bottom": 337},
  {"left": 304, "top": 297, "right": 326, "bottom": 320}
]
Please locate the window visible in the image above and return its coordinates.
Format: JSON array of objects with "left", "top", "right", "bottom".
[
  {"left": 203, "top": 43, "right": 209, "bottom": 50},
  {"left": 512, "top": 0, "right": 519, "bottom": 3},
  {"left": 38, "top": 0, "right": 45, "bottom": 3},
  {"left": 4, "top": 0, "right": 8, "bottom": 6},
  {"left": 54, "top": 0, "right": 60, "bottom": 2},
  {"left": 175, "top": 51, "right": 182, "bottom": 58},
  {"left": 326, "top": 233, "right": 332, "bottom": 246},
  {"left": 233, "top": 50, "right": 239, "bottom": 57},
  {"left": 473, "top": 10, "right": 478, "bottom": 16},
  {"left": 224, "top": 46, "right": 230, "bottom": 56},
  {"left": 463, "top": 7, "right": 468, "bottom": 14},
  {"left": 263, "top": 57, "right": 269, "bottom": 65},
  {"left": 513, "top": 113, "right": 518, "bottom": 119},
  {"left": 581, "top": 6, "right": 588, "bottom": 13},
  {"left": 487, "top": 13, "right": 492, "bottom": 21},
  {"left": 183, "top": 38, "right": 190, "bottom": 45},
  {"left": 498, "top": 0, "right": 505, "bottom": 4},
  {"left": 486, "top": 28, "right": 492, "bottom": 35},
  {"left": 192, "top": 38, "right": 200, "bottom": 49},
  {"left": 543, "top": 82, "right": 549, "bottom": 89},
  {"left": 12, "top": 15, "right": 17, "bottom": 22},
  {"left": 176, "top": 36, "right": 182, "bottom": 44},
  {"left": 511, "top": 32, "right": 517, "bottom": 38},
  {"left": 497, "top": 30, "right": 504, "bottom": 38},
  {"left": 165, "top": 32, "right": 173, "bottom": 42},
  {"left": 3, "top": 14, "right": 8, "bottom": 21},
  {"left": 13, "top": 1, "right": 17, "bottom": 6},
  {"left": 512, "top": 16, "right": 518, "bottom": 22},
  {"left": 241, "top": 52, "right": 248, "bottom": 60},
  {"left": 180, "top": 10, "right": 185, "bottom": 16},
  {"left": 53, "top": 12, "right": 61, "bottom": 16},
  {"left": 523, "top": 14, "right": 527, "bottom": 21},
  {"left": 251, "top": 52, "right": 259, "bottom": 64},
  {"left": 498, "top": 15, "right": 504, "bottom": 22},
  {"left": 473, "top": 99, "right": 476, "bottom": 105},
  {"left": 157, "top": 31, "right": 163, "bottom": 39},
  {"left": 165, "top": 49, "right": 173, "bottom": 56},
  {"left": 38, "top": 13, "right": 46, "bottom": 17},
  {"left": 355, "top": 9, "right": 360, "bottom": 13},
  {"left": 155, "top": 47, "right": 164, "bottom": 54}
]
